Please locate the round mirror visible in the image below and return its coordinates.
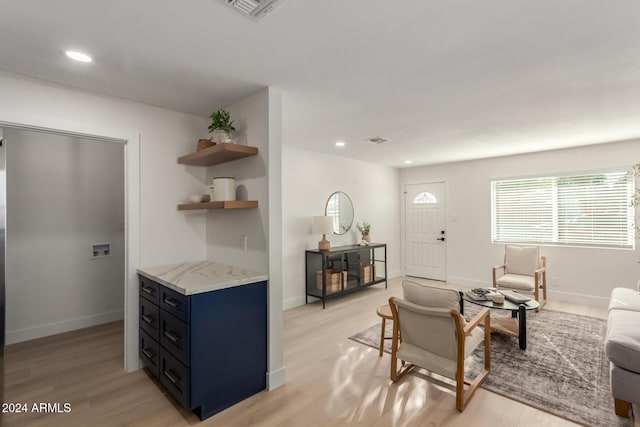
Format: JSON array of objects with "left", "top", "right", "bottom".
[{"left": 325, "top": 191, "right": 354, "bottom": 235}]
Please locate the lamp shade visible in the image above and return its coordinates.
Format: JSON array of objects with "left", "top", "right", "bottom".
[{"left": 312, "top": 216, "right": 333, "bottom": 235}]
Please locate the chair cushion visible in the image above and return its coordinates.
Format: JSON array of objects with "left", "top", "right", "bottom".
[
  {"left": 402, "top": 280, "right": 460, "bottom": 311},
  {"left": 609, "top": 288, "right": 640, "bottom": 312},
  {"left": 606, "top": 309, "right": 640, "bottom": 373},
  {"left": 505, "top": 245, "right": 539, "bottom": 276},
  {"left": 495, "top": 274, "right": 535, "bottom": 292}
]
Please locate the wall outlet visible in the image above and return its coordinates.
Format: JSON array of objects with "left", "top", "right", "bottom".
[
  {"left": 551, "top": 276, "right": 558, "bottom": 287},
  {"left": 241, "top": 234, "right": 247, "bottom": 251}
]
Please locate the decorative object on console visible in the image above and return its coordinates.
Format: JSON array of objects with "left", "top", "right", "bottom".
[
  {"left": 356, "top": 221, "right": 371, "bottom": 243},
  {"left": 208, "top": 109, "right": 236, "bottom": 144},
  {"left": 312, "top": 216, "right": 333, "bottom": 252}
]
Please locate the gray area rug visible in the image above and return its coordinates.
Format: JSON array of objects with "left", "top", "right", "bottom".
[{"left": 349, "top": 307, "right": 632, "bottom": 427}]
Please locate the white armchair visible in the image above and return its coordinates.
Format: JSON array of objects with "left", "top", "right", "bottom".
[
  {"left": 493, "top": 245, "right": 547, "bottom": 311},
  {"left": 388, "top": 281, "right": 490, "bottom": 412}
]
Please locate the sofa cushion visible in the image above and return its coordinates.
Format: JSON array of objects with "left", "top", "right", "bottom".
[
  {"left": 609, "top": 287, "right": 640, "bottom": 312},
  {"left": 606, "top": 309, "right": 640, "bottom": 373},
  {"left": 402, "top": 280, "right": 460, "bottom": 311}
]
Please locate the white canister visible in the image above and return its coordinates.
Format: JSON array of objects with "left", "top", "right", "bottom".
[{"left": 209, "top": 177, "right": 236, "bottom": 201}]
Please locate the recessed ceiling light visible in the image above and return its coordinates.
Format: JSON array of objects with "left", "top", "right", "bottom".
[
  {"left": 335, "top": 141, "right": 346, "bottom": 147},
  {"left": 404, "top": 160, "right": 413, "bottom": 164},
  {"left": 65, "top": 51, "right": 92, "bottom": 63}
]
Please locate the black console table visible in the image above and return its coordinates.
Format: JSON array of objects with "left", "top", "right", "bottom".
[{"left": 305, "top": 243, "right": 387, "bottom": 308}]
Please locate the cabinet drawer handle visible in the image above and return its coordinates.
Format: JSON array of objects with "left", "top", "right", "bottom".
[
  {"left": 163, "top": 298, "right": 180, "bottom": 308},
  {"left": 142, "top": 314, "right": 154, "bottom": 325},
  {"left": 142, "top": 286, "right": 155, "bottom": 295},
  {"left": 142, "top": 348, "right": 155, "bottom": 359},
  {"left": 163, "top": 330, "right": 180, "bottom": 343},
  {"left": 163, "top": 369, "right": 179, "bottom": 385}
]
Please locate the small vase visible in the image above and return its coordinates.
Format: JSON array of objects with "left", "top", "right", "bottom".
[
  {"left": 362, "top": 235, "right": 371, "bottom": 243},
  {"left": 211, "top": 129, "right": 232, "bottom": 144}
]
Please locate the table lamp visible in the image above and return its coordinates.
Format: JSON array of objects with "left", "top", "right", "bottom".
[{"left": 312, "top": 216, "right": 333, "bottom": 251}]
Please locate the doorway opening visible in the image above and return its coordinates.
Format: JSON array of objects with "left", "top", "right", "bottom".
[
  {"left": 0, "top": 119, "right": 140, "bottom": 374},
  {"left": 3, "top": 127, "right": 125, "bottom": 344}
]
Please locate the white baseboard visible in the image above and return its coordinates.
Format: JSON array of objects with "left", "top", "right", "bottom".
[
  {"left": 283, "top": 296, "right": 306, "bottom": 311},
  {"left": 546, "top": 290, "right": 610, "bottom": 308},
  {"left": 6, "top": 309, "right": 124, "bottom": 345},
  {"left": 388, "top": 270, "right": 403, "bottom": 280},
  {"left": 266, "top": 366, "right": 286, "bottom": 390}
]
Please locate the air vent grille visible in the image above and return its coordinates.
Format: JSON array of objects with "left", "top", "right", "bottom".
[
  {"left": 366, "top": 137, "right": 390, "bottom": 145},
  {"left": 221, "top": 0, "right": 283, "bottom": 20}
]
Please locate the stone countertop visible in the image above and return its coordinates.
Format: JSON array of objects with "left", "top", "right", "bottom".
[{"left": 137, "top": 260, "right": 268, "bottom": 295}]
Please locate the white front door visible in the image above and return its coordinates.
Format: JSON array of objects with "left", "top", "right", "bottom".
[{"left": 404, "top": 182, "right": 447, "bottom": 281}]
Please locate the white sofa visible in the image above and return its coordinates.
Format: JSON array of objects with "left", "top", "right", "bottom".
[{"left": 605, "top": 282, "right": 640, "bottom": 418}]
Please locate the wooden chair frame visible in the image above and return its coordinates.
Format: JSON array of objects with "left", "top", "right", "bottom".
[
  {"left": 493, "top": 254, "right": 547, "bottom": 311},
  {"left": 388, "top": 297, "right": 491, "bottom": 412}
]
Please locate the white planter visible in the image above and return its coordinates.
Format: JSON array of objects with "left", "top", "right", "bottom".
[{"left": 211, "top": 129, "right": 232, "bottom": 144}]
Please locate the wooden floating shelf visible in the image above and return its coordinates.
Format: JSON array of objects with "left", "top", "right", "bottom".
[
  {"left": 177, "top": 200, "right": 259, "bottom": 211},
  {"left": 178, "top": 143, "right": 259, "bottom": 166}
]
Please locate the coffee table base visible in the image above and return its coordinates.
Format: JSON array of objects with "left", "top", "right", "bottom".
[{"left": 490, "top": 305, "right": 527, "bottom": 349}]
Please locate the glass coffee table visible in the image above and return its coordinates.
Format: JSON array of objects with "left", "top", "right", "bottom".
[{"left": 462, "top": 294, "right": 539, "bottom": 350}]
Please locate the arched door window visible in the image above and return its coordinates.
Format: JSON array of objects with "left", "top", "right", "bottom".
[{"left": 413, "top": 192, "right": 437, "bottom": 204}]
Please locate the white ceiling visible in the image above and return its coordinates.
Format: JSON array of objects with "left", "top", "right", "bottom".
[{"left": 2, "top": 0, "right": 640, "bottom": 167}]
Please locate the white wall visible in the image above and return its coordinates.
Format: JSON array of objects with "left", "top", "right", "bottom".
[
  {"left": 282, "top": 145, "right": 402, "bottom": 309},
  {"left": 400, "top": 139, "right": 640, "bottom": 306},
  {"left": 205, "top": 90, "right": 269, "bottom": 270},
  {"left": 4, "top": 128, "right": 124, "bottom": 343},
  {"left": 203, "top": 88, "right": 286, "bottom": 389}
]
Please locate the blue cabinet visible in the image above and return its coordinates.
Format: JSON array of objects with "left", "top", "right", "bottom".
[{"left": 138, "top": 276, "right": 267, "bottom": 420}]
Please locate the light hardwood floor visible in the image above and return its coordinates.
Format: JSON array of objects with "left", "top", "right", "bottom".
[{"left": 2, "top": 276, "right": 631, "bottom": 426}]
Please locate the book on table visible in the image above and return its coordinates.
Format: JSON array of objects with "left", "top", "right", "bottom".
[
  {"left": 465, "top": 288, "right": 499, "bottom": 301},
  {"left": 500, "top": 289, "right": 531, "bottom": 304}
]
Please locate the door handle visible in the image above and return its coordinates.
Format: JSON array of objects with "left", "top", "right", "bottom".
[{"left": 437, "top": 237, "right": 445, "bottom": 241}]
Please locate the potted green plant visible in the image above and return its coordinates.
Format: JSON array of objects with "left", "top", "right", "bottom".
[
  {"left": 356, "top": 221, "right": 371, "bottom": 243},
  {"left": 208, "top": 109, "right": 236, "bottom": 143}
]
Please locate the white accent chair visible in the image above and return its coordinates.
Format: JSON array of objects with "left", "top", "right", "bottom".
[
  {"left": 388, "top": 281, "right": 491, "bottom": 412},
  {"left": 493, "top": 245, "right": 547, "bottom": 311}
]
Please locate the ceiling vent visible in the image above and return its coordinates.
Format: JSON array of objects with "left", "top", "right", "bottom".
[
  {"left": 220, "top": 0, "right": 284, "bottom": 20},
  {"left": 366, "top": 137, "right": 390, "bottom": 145}
]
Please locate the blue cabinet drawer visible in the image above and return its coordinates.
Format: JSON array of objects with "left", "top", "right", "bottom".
[
  {"left": 139, "top": 328, "right": 160, "bottom": 378},
  {"left": 160, "top": 310, "right": 190, "bottom": 365},
  {"left": 140, "top": 297, "right": 160, "bottom": 340},
  {"left": 160, "top": 286, "right": 189, "bottom": 322},
  {"left": 139, "top": 276, "right": 160, "bottom": 304},
  {"left": 160, "top": 348, "right": 190, "bottom": 409}
]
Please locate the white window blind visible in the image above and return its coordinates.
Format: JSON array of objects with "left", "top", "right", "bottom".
[{"left": 492, "top": 171, "right": 634, "bottom": 248}]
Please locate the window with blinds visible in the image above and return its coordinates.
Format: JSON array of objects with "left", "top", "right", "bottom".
[{"left": 491, "top": 171, "right": 634, "bottom": 248}]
